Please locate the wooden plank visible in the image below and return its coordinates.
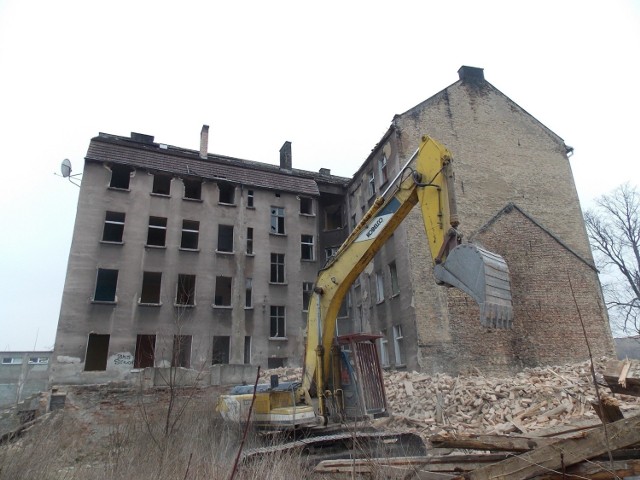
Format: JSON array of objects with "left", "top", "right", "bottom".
[
  {"left": 430, "top": 433, "right": 556, "bottom": 452},
  {"left": 602, "top": 359, "right": 640, "bottom": 397},
  {"left": 463, "top": 414, "right": 640, "bottom": 480},
  {"left": 530, "top": 459, "right": 640, "bottom": 479}
]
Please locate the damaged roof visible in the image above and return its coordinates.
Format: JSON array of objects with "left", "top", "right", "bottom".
[{"left": 86, "top": 133, "right": 349, "bottom": 196}]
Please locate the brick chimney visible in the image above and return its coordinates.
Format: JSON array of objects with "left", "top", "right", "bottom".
[
  {"left": 199, "top": 125, "right": 209, "bottom": 159},
  {"left": 279, "top": 141, "right": 292, "bottom": 170},
  {"left": 457, "top": 66, "right": 485, "bottom": 83}
]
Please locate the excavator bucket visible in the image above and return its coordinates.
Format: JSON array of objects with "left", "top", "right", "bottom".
[{"left": 434, "top": 244, "right": 513, "bottom": 328}]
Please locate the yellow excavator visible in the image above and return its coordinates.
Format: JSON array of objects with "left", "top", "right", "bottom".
[{"left": 217, "top": 135, "right": 513, "bottom": 459}]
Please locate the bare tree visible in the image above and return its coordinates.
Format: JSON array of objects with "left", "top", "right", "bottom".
[{"left": 584, "top": 183, "right": 640, "bottom": 334}]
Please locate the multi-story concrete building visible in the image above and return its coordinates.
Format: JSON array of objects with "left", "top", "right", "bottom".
[
  {"left": 51, "top": 127, "right": 349, "bottom": 384},
  {"left": 51, "top": 66, "right": 615, "bottom": 385}
]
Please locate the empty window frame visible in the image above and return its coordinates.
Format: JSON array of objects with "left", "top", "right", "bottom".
[
  {"left": 378, "top": 154, "right": 388, "bottom": 185},
  {"left": 270, "top": 253, "right": 285, "bottom": 283},
  {"left": 172, "top": 335, "right": 192, "bottom": 368},
  {"left": 134, "top": 334, "right": 156, "bottom": 368},
  {"left": 375, "top": 271, "right": 384, "bottom": 303},
  {"left": 389, "top": 262, "right": 399, "bottom": 296},
  {"left": 176, "top": 274, "right": 196, "bottom": 306},
  {"left": 267, "top": 357, "right": 286, "bottom": 368},
  {"left": 109, "top": 165, "right": 132, "bottom": 189},
  {"left": 324, "top": 204, "right": 343, "bottom": 230},
  {"left": 270, "top": 207, "right": 285, "bottom": 234},
  {"left": 302, "top": 282, "right": 314, "bottom": 312},
  {"left": 28, "top": 357, "right": 49, "bottom": 365},
  {"left": 147, "top": 216, "right": 167, "bottom": 247},
  {"left": 212, "top": 336, "right": 230, "bottom": 364},
  {"left": 183, "top": 179, "right": 202, "bottom": 200},
  {"left": 367, "top": 171, "right": 376, "bottom": 198},
  {"left": 325, "top": 246, "right": 339, "bottom": 261},
  {"left": 214, "top": 276, "right": 232, "bottom": 306},
  {"left": 219, "top": 184, "right": 235, "bottom": 204},
  {"left": 180, "top": 220, "right": 199, "bottom": 250},
  {"left": 152, "top": 173, "right": 171, "bottom": 195},
  {"left": 245, "top": 278, "right": 253, "bottom": 308},
  {"left": 2, "top": 357, "right": 22, "bottom": 365},
  {"left": 379, "top": 331, "right": 390, "bottom": 367},
  {"left": 393, "top": 325, "right": 404, "bottom": 366},
  {"left": 244, "top": 336, "right": 251, "bottom": 364},
  {"left": 247, "top": 189, "right": 254, "bottom": 208},
  {"left": 270, "top": 306, "right": 286, "bottom": 338},
  {"left": 300, "top": 197, "right": 313, "bottom": 215},
  {"left": 140, "top": 271, "right": 162, "bottom": 304},
  {"left": 301, "top": 234, "right": 314, "bottom": 260},
  {"left": 246, "top": 227, "right": 254, "bottom": 254},
  {"left": 84, "top": 333, "right": 110, "bottom": 371},
  {"left": 102, "top": 211, "right": 125, "bottom": 243},
  {"left": 94, "top": 268, "right": 118, "bottom": 302},
  {"left": 217, "top": 225, "right": 234, "bottom": 253}
]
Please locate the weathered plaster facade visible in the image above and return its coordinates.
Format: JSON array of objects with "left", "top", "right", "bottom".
[{"left": 0, "top": 351, "right": 51, "bottom": 407}]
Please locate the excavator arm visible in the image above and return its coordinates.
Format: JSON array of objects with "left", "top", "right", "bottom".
[{"left": 302, "top": 135, "right": 513, "bottom": 419}]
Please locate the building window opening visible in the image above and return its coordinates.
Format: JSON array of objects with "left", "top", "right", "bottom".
[
  {"left": 214, "top": 276, "right": 232, "bottom": 306},
  {"left": 219, "top": 184, "right": 235, "bottom": 204},
  {"left": 244, "top": 336, "right": 251, "bottom": 364},
  {"left": 245, "top": 278, "right": 253, "bottom": 308},
  {"left": 2, "top": 357, "right": 23, "bottom": 365},
  {"left": 28, "top": 357, "right": 49, "bottom": 365},
  {"left": 325, "top": 246, "right": 339, "bottom": 262},
  {"left": 94, "top": 268, "right": 118, "bottom": 302},
  {"left": 375, "top": 271, "right": 385, "bottom": 304},
  {"left": 181, "top": 220, "right": 199, "bottom": 250},
  {"left": 270, "top": 306, "right": 286, "bottom": 338},
  {"left": 270, "top": 253, "right": 285, "bottom": 283},
  {"left": 140, "top": 271, "right": 162, "bottom": 304},
  {"left": 183, "top": 179, "right": 202, "bottom": 200},
  {"left": 302, "top": 282, "right": 313, "bottom": 312},
  {"left": 270, "top": 207, "right": 285, "bottom": 234},
  {"left": 246, "top": 227, "right": 254, "bottom": 254},
  {"left": 301, "top": 234, "right": 314, "bottom": 260},
  {"left": 247, "top": 190, "right": 254, "bottom": 208},
  {"left": 378, "top": 154, "right": 388, "bottom": 185},
  {"left": 176, "top": 274, "right": 196, "bottom": 306},
  {"left": 102, "top": 211, "right": 125, "bottom": 243},
  {"left": 147, "top": 216, "right": 167, "bottom": 247},
  {"left": 300, "top": 197, "right": 313, "bottom": 215},
  {"left": 367, "top": 171, "right": 376, "bottom": 198},
  {"left": 212, "top": 336, "right": 230, "bottom": 364},
  {"left": 217, "top": 224, "right": 234, "bottom": 253},
  {"left": 109, "top": 165, "right": 132, "bottom": 189},
  {"left": 84, "top": 333, "right": 110, "bottom": 371},
  {"left": 172, "top": 335, "right": 192, "bottom": 368},
  {"left": 393, "top": 325, "right": 404, "bottom": 366},
  {"left": 134, "top": 334, "right": 156, "bottom": 368},
  {"left": 152, "top": 174, "right": 171, "bottom": 195},
  {"left": 267, "top": 357, "right": 286, "bottom": 368},
  {"left": 324, "top": 204, "right": 343, "bottom": 230},
  {"left": 379, "top": 331, "right": 390, "bottom": 367},
  {"left": 389, "top": 261, "right": 399, "bottom": 296}
]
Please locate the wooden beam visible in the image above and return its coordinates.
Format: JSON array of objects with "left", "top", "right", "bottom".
[
  {"left": 462, "top": 414, "right": 640, "bottom": 480},
  {"left": 430, "top": 433, "right": 556, "bottom": 452}
]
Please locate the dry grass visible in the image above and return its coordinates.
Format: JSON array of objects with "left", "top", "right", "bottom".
[{"left": 0, "top": 394, "right": 341, "bottom": 480}]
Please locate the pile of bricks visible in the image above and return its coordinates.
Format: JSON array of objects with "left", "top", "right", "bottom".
[
  {"left": 383, "top": 358, "right": 640, "bottom": 436},
  {"left": 263, "top": 358, "right": 640, "bottom": 437}
]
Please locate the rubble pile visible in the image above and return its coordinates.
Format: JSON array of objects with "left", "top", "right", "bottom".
[
  {"left": 384, "top": 358, "right": 640, "bottom": 436},
  {"left": 263, "top": 358, "right": 640, "bottom": 437}
]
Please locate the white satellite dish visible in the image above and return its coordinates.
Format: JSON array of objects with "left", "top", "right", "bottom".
[{"left": 61, "top": 158, "right": 72, "bottom": 178}]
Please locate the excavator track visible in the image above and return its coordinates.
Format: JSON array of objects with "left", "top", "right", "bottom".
[{"left": 242, "top": 429, "right": 426, "bottom": 465}]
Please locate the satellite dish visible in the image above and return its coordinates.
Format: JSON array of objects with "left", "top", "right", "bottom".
[{"left": 61, "top": 159, "right": 72, "bottom": 178}]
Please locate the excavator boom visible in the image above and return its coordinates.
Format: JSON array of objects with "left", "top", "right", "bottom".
[{"left": 302, "top": 136, "right": 513, "bottom": 416}]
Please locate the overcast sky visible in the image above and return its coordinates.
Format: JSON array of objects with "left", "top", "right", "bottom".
[{"left": 0, "top": 1, "right": 638, "bottom": 350}]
